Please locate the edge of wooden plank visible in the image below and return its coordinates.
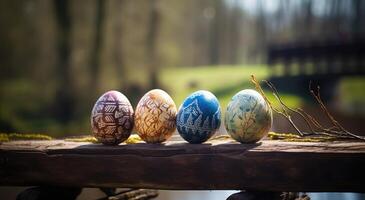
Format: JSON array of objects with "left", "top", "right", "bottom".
[{"left": 1, "top": 138, "right": 365, "bottom": 192}]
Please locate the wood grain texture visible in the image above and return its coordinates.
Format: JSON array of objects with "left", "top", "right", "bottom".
[{"left": 1, "top": 136, "right": 365, "bottom": 192}]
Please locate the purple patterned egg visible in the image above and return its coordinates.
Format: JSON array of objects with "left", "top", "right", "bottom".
[{"left": 91, "top": 90, "right": 134, "bottom": 145}]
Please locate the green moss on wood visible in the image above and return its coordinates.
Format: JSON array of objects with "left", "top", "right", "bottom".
[
  {"left": 209, "top": 135, "right": 232, "bottom": 141},
  {"left": 64, "top": 134, "right": 143, "bottom": 144},
  {"left": 268, "top": 132, "right": 335, "bottom": 142},
  {"left": 125, "top": 134, "right": 143, "bottom": 144},
  {"left": 0, "top": 132, "right": 339, "bottom": 143},
  {"left": 0, "top": 133, "right": 53, "bottom": 142},
  {"left": 65, "top": 136, "right": 99, "bottom": 143}
]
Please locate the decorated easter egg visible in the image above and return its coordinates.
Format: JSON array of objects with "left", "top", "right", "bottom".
[
  {"left": 134, "top": 89, "right": 177, "bottom": 143},
  {"left": 91, "top": 90, "right": 134, "bottom": 145},
  {"left": 176, "top": 90, "right": 221, "bottom": 144},
  {"left": 225, "top": 89, "right": 272, "bottom": 143}
]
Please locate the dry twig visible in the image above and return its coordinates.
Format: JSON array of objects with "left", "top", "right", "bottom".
[{"left": 251, "top": 75, "right": 365, "bottom": 141}]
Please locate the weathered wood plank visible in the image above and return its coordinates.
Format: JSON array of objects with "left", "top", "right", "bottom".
[{"left": 1, "top": 136, "right": 365, "bottom": 192}]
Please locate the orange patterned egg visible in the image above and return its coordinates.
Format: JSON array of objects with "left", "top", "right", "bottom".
[
  {"left": 135, "top": 89, "right": 177, "bottom": 143},
  {"left": 91, "top": 90, "right": 134, "bottom": 145}
]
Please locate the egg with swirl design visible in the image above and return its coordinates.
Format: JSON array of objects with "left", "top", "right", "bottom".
[
  {"left": 134, "top": 89, "right": 177, "bottom": 143},
  {"left": 91, "top": 90, "right": 134, "bottom": 145},
  {"left": 176, "top": 90, "right": 221, "bottom": 144}
]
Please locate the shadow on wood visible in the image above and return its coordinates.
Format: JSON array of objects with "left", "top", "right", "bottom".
[{"left": 16, "top": 186, "right": 81, "bottom": 200}]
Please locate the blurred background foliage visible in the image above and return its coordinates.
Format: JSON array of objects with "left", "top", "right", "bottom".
[{"left": 0, "top": 0, "right": 364, "bottom": 137}]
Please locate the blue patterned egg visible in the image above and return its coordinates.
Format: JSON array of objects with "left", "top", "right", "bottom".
[
  {"left": 176, "top": 90, "right": 221, "bottom": 144},
  {"left": 225, "top": 89, "right": 272, "bottom": 143}
]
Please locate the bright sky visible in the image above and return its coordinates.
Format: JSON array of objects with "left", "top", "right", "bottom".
[{"left": 227, "top": 0, "right": 331, "bottom": 17}]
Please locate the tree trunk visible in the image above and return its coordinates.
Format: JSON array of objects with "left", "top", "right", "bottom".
[
  {"left": 146, "top": 0, "right": 161, "bottom": 89},
  {"left": 208, "top": 0, "right": 222, "bottom": 65},
  {"left": 90, "top": 0, "right": 105, "bottom": 94},
  {"left": 53, "top": 0, "right": 74, "bottom": 123},
  {"left": 229, "top": 1, "right": 240, "bottom": 64}
]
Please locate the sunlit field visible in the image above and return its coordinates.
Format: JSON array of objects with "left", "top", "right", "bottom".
[
  {"left": 161, "top": 65, "right": 365, "bottom": 117},
  {"left": 1, "top": 65, "right": 364, "bottom": 137},
  {"left": 160, "top": 65, "right": 303, "bottom": 113}
]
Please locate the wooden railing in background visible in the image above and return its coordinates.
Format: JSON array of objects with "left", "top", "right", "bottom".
[{"left": 267, "top": 39, "right": 365, "bottom": 102}]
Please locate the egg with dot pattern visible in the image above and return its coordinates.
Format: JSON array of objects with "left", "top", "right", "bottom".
[
  {"left": 91, "top": 90, "right": 134, "bottom": 145},
  {"left": 176, "top": 90, "right": 221, "bottom": 144},
  {"left": 225, "top": 89, "right": 272, "bottom": 143},
  {"left": 134, "top": 89, "right": 177, "bottom": 143}
]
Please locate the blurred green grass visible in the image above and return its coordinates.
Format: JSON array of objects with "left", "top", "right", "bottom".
[
  {"left": 340, "top": 77, "right": 365, "bottom": 102},
  {"left": 1, "top": 65, "right": 364, "bottom": 137},
  {"left": 339, "top": 76, "right": 365, "bottom": 115},
  {"left": 160, "top": 65, "right": 365, "bottom": 118},
  {"left": 160, "top": 65, "right": 303, "bottom": 112}
]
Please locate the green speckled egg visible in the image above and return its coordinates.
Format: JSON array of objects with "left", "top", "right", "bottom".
[{"left": 225, "top": 89, "right": 272, "bottom": 143}]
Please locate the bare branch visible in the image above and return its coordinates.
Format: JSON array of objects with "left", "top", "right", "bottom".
[{"left": 251, "top": 75, "right": 365, "bottom": 142}]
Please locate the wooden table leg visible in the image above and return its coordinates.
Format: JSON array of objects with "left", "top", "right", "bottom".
[
  {"left": 16, "top": 186, "right": 82, "bottom": 200},
  {"left": 227, "top": 191, "right": 310, "bottom": 200}
]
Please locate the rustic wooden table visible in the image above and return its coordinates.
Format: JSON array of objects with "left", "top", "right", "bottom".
[{"left": 1, "top": 135, "right": 365, "bottom": 195}]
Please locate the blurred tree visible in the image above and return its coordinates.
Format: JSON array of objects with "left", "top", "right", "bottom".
[
  {"left": 90, "top": 0, "right": 105, "bottom": 95},
  {"left": 255, "top": 0, "right": 267, "bottom": 63},
  {"left": 352, "top": 0, "right": 364, "bottom": 39},
  {"left": 53, "top": 0, "right": 74, "bottom": 123},
  {"left": 228, "top": 0, "right": 241, "bottom": 64},
  {"left": 208, "top": 0, "right": 223, "bottom": 65},
  {"left": 113, "top": 0, "right": 126, "bottom": 90},
  {"left": 146, "top": 0, "right": 161, "bottom": 89}
]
